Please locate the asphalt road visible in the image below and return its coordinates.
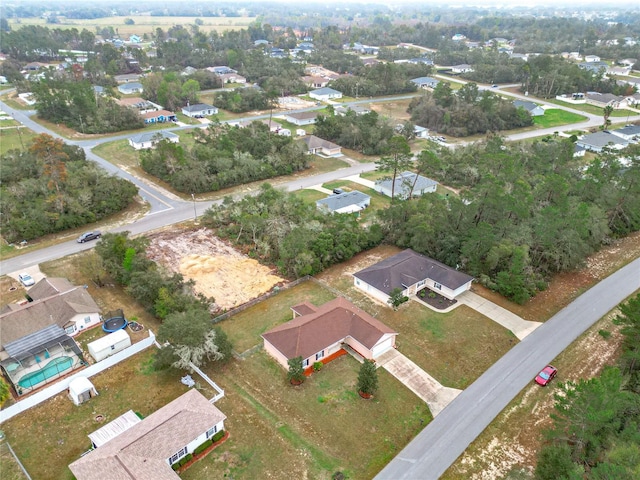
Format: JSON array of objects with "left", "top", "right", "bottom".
[{"left": 376, "top": 256, "right": 640, "bottom": 480}]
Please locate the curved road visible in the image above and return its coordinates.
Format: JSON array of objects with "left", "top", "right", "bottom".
[{"left": 376, "top": 256, "right": 640, "bottom": 480}]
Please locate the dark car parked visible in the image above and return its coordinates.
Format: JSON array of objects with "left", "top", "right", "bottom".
[{"left": 77, "top": 231, "right": 101, "bottom": 243}]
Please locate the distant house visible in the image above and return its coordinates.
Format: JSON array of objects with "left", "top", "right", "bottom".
[
  {"left": 579, "top": 62, "right": 608, "bottom": 74},
  {"left": 509, "top": 53, "right": 528, "bottom": 61},
  {"left": 0, "top": 278, "right": 100, "bottom": 395},
  {"left": 217, "top": 72, "right": 246, "bottom": 84},
  {"left": 452, "top": 34, "right": 466, "bottom": 41},
  {"left": 362, "top": 58, "right": 380, "bottom": 67},
  {"left": 114, "top": 73, "right": 141, "bottom": 84},
  {"left": 407, "top": 57, "right": 434, "bottom": 66},
  {"left": 69, "top": 389, "right": 226, "bottom": 480},
  {"left": 309, "top": 87, "right": 342, "bottom": 101},
  {"left": 141, "top": 109, "right": 177, "bottom": 124},
  {"left": 181, "top": 66, "right": 197, "bottom": 76},
  {"left": 92, "top": 85, "right": 105, "bottom": 96},
  {"left": 610, "top": 125, "right": 640, "bottom": 143},
  {"left": 353, "top": 249, "right": 474, "bottom": 303},
  {"left": 584, "top": 55, "right": 601, "bottom": 63},
  {"left": 128, "top": 35, "right": 141, "bottom": 43},
  {"left": 300, "top": 135, "right": 342, "bottom": 156},
  {"left": 284, "top": 111, "right": 318, "bottom": 126},
  {"left": 413, "top": 125, "right": 429, "bottom": 138},
  {"left": 206, "top": 66, "right": 236, "bottom": 75},
  {"left": 513, "top": 100, "right": 544, "bottom": 116},
  {"left": 262, "top": 298, "right": 397, "bottom": 372},
  {"left": 374, "top": 171, "right": 438, "bottom": 199},
  {"left": 129, "top": 131, "right": 179, "bottom": 150},
  {"left": 117, "top": 97, "right": 159, "bottom": 114},
  {"left": 334, "top": 105, "right": 371, "bottom": 116},
  {"left": 411, "top": 77, "right": 440, "bottom": 89},
  {"left": 576, "top": 131, "right": 629, "bottom": 152},
  {"left": 181, "top": 103, "right": 218, "bottom": 117},
  {"left": 301, "top": 76, "right": 329, "bottom": 88},
  {"left": 450, "top": 64, "right": 473, "bottom": 74},
  {"left": 316, "top": 190, "right": 371, "bottom": 214},
  {"left": 117, "top": 82, "right": 143, "bottom": 95},
  {"left": 584, "top": 92, "right": 624, "bottom": 109},
  {"left": 254, "top": 39, "right": 269, "bottom": 46}
]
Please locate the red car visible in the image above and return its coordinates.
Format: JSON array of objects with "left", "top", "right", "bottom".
[{"left": 535, "top": 365, "right": 557, "bottom": 386}]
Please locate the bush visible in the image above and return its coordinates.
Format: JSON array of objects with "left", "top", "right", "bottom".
[
  {"left": 211, "top": 430, "right": 225, "bottom": 443},
  {"left": 313, "top": 361, "right": 323, "bottom": 372},
  {"left": 598, "top": 329, "right": 612, "bottom": 339},
  {"left": 193, "top": 439, "right": 213, "bottom": 455}
]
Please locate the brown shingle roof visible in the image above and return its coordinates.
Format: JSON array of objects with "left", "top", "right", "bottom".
[
  {"left": 262, "top": 298, "right": 396, "bottom": 360},
  {"left": 69, "top": 389, "right": 226, "bottom": 480},
  {"left": 353, "top": 249, "right": 474, "bottom": 295},
  {"left": 300, "top": 135, "right": 340, "bottom": 151}
]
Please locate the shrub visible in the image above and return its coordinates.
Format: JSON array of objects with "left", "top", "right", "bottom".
[
  {"left": 313, "top": 361, "right": 323, "bottom": 372},
  {"left": 357, "top": 359, "right": 379, "bottom": 396},
  {"left": 194, "top": 439, "right": 213, "bottom": 455},
  {"left": 598, "top": 329, "right": 612, "bottom": 339},
  {"left": 287, "top": 356, "right": 305, "bottom": 384},
  {"left": 212, "top": 430, "right": 225, "bottom": 443}
]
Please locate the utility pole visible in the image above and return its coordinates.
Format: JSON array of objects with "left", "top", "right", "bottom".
[{"left": 191, "top": 193, "right": 197, "bottom": 222}]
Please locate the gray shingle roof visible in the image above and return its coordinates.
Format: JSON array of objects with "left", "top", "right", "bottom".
[
  {"left": 578, "top": 131, "right": 629, "bottom": 149},
  {"left": 300, "top": 135, "right": 340, "bottom": 151},
  {"left": 376, "top": 171, "right": 438, "bottom": 197},
  {"left": 316, "top": 191, "right": 370, "bottom": 212},
  {"left": 354, "top": 249, "right": 474, "bottom": 295},
  {"left": 310, "top": 87, "right": 341, "bottom": 96},
  {"left": 182, "top": 103, "right": 215, "bottom": 113},
  {"left": 129, "top": 131, "right": 179, "bottom": 144},
  {"left": 513, "top": 100, "right": 540, "bottom": 112}
]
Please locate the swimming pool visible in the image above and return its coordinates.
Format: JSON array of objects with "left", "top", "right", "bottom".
[{"left": 18, "top": 356, "right": 74, "bottom": 389}]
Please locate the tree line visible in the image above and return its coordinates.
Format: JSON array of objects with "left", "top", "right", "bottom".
[
  {"left": 0, "top": 134, "right": 138, "bottom": 243},
  {"left": 534, "top": 294, "right": 640, "bottom": 479},
  {"left": 139, "top": 122, "right": 309, "bottom": 193},
  {"left": 201, "top": 183, "right": 383, "bottom": 278},
  {"left": 408, "top": 82, "right": 533, "bottom": 137}
]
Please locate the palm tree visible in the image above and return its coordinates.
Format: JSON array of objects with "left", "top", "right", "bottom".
[{"left": 603, "top": 105, "right": 614, "bottom": 130}]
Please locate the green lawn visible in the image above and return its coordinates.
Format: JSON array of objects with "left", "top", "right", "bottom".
[
  {"left": 533, "top": 109, "right": 587, "bottom": 128},
  {"left": 291, "top": 189, "right": 326, "bottom": 204},
  {"left": 0, "top": 127, "right": 38, "bottom": 154},
  {"left": 548, "top": 99, "right": 633, "bottom": 117}
]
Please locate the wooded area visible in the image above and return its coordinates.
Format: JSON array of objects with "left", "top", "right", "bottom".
[
  {"left": 139, "top": 122, "right": 309, "bottom": 193},
  {"left": 0, "top": 134, "right": 138, "bottom": 242},
  {"left": 313, "top": 109, "right": 396, "bottom": 154}
]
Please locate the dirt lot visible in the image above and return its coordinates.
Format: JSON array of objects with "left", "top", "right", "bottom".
[{"left": 145, "top": 229, "right": 284, "bottom": 310}]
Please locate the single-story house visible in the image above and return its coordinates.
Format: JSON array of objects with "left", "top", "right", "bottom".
[
  {"left": 585, "top": 92, "right": 625, "bottom": 109},
  {"left": 0, "top": 278, "right": 100, "bottom": 395},
  {"left": 450, "top": 64, "right": 474, "bottom": 74},
  {"left": 610, "top": 124, "right": 640, "bottom": 142},
  {"left": 407, "top": 57, "right": 434, "bottom": 66},
  {"left": 114, "top": 73, "right": 141, "bottom": 84},
  {"left": 334, "top": 105, "right": 371, "bottom": 116},
  {"left": 262, "top": 298, "right": 397, "bottom": 371},
  {"left": 411, "top": 77, "right": 440, "bottom": 89},
  {"left": 309, "top": 87, "right": 343, "bottom": 101},
  {"left": 117, "top": 82, "right": 143, "bottom": 95},
  {"left": 584, "top": 55, "right": 601, "bottom": 63},
  {"left": 284, "top": 111, "right": 318, "bottom": 126},
  {"left": 353, "top": 248, "right": 474, "bottom": 304},
  {"left": 141, "top": 110, "right": 177, "bottom": 124},
  {"left": 128, "top": 35, "right": 141, "bottom": 43},
  {"left": 129, "top": 131, "right": 180, "bottom": 150},
  {"left": 117, "top": 97, "right": 159, "bottom": 114},
  {"left": 181, "top": 103, "right": 218, "bottom": 117},
  {"left": 300, "top": 135, "right": 342, "bottom": 156},
  {"left": 579, "top": 62, "right": 608, "bottom": 74},
  {"left": 69, "top": 389, "right": 226, "bottom": 480},
  {"left": 316, "top": 190, "right": 371, "bottom": 214},
  {"left": 301, "top": 76, "right": 329, "bottom": 88},
  {"left": 576, "top": 131, "right": 630, "bottom": 152},
  {"left": 574, "top": 144, "right": 586, "bottom": 157},
  {"left": 513, "top": 100, "right": 545, "bottom": 117},
  {"left": 216, "top": 72, "right": 247, "bottom": 84},
  {"left": 181, "top": 66, "right": 197, "bottom": 76},
  {"left": 374, "top": 171, "right": 438, "bottom": 199},
  {"left": 92, "top": 85, "right": 105, "bottom": 96},
  {"left": 207, "top": 66, "right": 236, "bottom": 75}
]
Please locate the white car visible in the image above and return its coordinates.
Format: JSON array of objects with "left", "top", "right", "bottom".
[{"left": 18, "top": 273, "right": 35, "bottom": 287}]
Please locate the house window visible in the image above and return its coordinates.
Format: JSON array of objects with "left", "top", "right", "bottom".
[
  {"left": 206, "top": 425, "right": 218, "bottom": 439},
  {"left": 169, "top": 446, "right": 188, "bottom": 465},
  {"left": 315, "top": 350, "right": 325, "bottom": 361},
  {"left": 65, "top": 325, "right": 76, "bottom": 334},
  {"left": 434, "top": 282, "right": 442, "bottom": 290},
  {"left": 417, "top": 280, "right": 426, "bottom": 287},
  {"left": 303, "top": 358, "right": 310, "bottom": 367},
  {"left": 84, "top": 316, "right": 91, "bottom": 324},
  {"left": 111, "top": 345, "right": 116, "bottom": 350}
]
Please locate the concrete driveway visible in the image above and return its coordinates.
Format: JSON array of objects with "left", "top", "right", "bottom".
[
  {"left": 376, "top": 349, "right": 462, "bottom": 416},
  {"left": 457, "top": 291, "right": 542, "bottom": 340},
  {"left": 342, "top": 174, "right": 376, "bottom": 189},
  {"left": 6, "top": 264, "right": 45, "bottom": 289}
]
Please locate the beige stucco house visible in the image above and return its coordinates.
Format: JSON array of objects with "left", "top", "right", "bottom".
[{"left": 262, "top": 298, "right": 397, "bottom": 371}]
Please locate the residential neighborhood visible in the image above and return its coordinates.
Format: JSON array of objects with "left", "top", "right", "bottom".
[{"left": 0, "top": 2, "right": 639, "bottom": 480}]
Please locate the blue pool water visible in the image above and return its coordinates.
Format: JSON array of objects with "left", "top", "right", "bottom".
[{"left": 18, "top": 356, "right": 74, "bottom": 389}]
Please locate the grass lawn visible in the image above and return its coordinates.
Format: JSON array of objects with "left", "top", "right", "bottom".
[
  {"left": 0, "top": 127, "right": 37, "bottom": 154},
  {"left": 221, "top": 281, "right": 336, "bottom": 354},
  {"left": 533, "top": 109, "right": 587, "bottom": 128},
  {"left": 321, "top": 180, "right": 391, "bottom": 223},
  {"left": 0, "top": 442, "right": 28, "bottom": 480},
  {"left": 191, "top": 351, "right": 432, "bottom": 479},
  {"left": 291, "top": 189, "right": 326, "bottom": 204},
  {"left": 547, "top": 99, "right": 633, "bottom": 117}
]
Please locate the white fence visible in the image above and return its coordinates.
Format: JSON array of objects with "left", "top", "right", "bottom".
[
  {"left": 188, "top": 362, "right": 225, "bottom": 403},
  {"left": 0, "top": 331, "right": 156, "bottom": 424}
]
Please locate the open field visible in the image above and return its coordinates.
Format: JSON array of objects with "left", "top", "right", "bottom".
[
  {"left": 548, "top": 99, "right": 634, "bottom": 117},
  {"left": 0, "top": 127, "right": 37, "bottom": 154},
  {"left": 7, "top": 16, "right": 255, "bottom": 36},
  {"left": 533, "top": 108, "right": 587, "bottom": 128}
]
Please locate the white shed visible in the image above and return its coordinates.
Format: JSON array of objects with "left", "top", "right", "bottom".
[
  {"left": 88, "top": 329, "right": 131, "bottom": 362},
  {"left": 69, "top": 377, "right": 98, "bottom": 405}
]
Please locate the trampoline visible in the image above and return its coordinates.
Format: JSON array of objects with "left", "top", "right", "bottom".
[{"left": 102, "top": 309, "right": 128, "bottom": 333}]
